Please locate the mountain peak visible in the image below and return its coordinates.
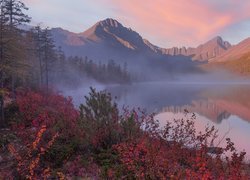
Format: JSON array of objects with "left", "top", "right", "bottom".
[
  {"left": 208, "top": 36, "right": 231, "bottom": 49},
  {"left": 212, "top": 36, "right": 223, "bottom": 41},
  {"left": 98, "top": 18, "right": 122, "bottom": 28},
  {"left": 81, "top": 18, "right": 153, "bottom": 52},
  {"left": 80, "top": 18, "right": 125, "bottom": 42}
]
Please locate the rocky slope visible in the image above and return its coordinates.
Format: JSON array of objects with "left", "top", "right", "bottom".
[
  {"left": 51, "top": 18, "right": 162, "bottom": 59},
  {"left": 161, "top": 36, "right": 231, "bottom": 62},
  {"left": 204, "top": 38, "right": 250, "bottom": 75},
  {"left": 210, "top": 38, "right": 250, "bottom": 62}
]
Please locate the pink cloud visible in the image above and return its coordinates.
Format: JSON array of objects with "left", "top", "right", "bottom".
[
  {"left": 22, "top": 0, "right": 250, "bottom": 47},
  {"left": 102, "top": 0, "right": 250, "bottom": 47}
]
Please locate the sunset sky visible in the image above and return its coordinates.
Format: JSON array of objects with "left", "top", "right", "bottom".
[{"left": 23, "top": 0, "right": 250, "bottom": 47}]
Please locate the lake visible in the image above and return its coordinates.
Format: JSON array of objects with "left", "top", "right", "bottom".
[{"left": 63, "top": 82, "right": 250, "bottom": 160}]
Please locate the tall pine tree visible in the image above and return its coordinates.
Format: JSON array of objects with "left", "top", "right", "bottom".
[{"left": 0, "top": 0, "right": 30, "bottom": 128}]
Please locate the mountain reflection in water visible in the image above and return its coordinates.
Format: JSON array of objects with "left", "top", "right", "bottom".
[{"left": 106, "top": 83, "right": 250, "bottom": 124}]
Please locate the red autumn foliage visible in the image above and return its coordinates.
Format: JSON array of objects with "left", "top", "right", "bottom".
[
  {"left": 3, "top": 89, "right": 83, "bottom": 178},
  {"left": 15, "top": 89, "right": 79, "bottom": 130},
  {"left": 62, "top": 155, "right": 101, "bottom": 178},
  {"left": 113, "top": 114, "right": 250, "bottom": 179},
  {"left": 8, "top": 125, "right": 59, "bottom": 179},
  {"left": 1, "top": 89, "right": 249, "bottom": 179}
]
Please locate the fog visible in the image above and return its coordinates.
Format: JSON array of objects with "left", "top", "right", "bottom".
[
  {"left": 53, "top": 59, "right": 250, "bottom": 159},
  {"left": 56, "top": 63, "right": 250, "bottom": 111}
]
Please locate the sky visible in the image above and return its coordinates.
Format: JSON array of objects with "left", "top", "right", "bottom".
[{"left": 23, "top": 0, "right": 250, "bottom": 48}]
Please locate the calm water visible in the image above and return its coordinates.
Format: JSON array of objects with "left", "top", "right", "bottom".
[{"left": 64, "top": 82, "right": 250, "bottom": 159}]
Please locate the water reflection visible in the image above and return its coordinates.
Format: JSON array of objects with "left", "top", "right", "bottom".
[
  {"left": 106, "top": 83, "right": 250, "bottom": 124},
  {"left": 155, "top": 112, "right": 250, "bottom": 160}
]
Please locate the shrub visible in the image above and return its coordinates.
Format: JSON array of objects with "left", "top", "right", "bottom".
[
  {"left": 79, "top": 87, "right": 121, "bottom": 150},
  {"left": 113, "top": 113, "right": 249, "bottom": 179},
  {"left": 6, "top": 89, "right": 82, "bottom": 178},
  {"left": 8, "top": 125, "right": 59, "bottom": 179},
  {"left": 16, "top": 89, "right": 79, "bottom": 131}
]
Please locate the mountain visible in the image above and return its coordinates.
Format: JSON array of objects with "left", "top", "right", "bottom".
[
  {"left": 51, "top": 18, "right": 233, "bottom": 64},
  {"left": 204, "top": 38, "right": 250, "bottom": 75},
  {"left": 161, "top": 36, "right": 231, "bottom": 62},
  {"left": 51, "top": 18, "right": 250, "bottom": 76},
  {"left": 210, "top": 38, "right": 250, "bottom": 62},
  {"left": 80, "top": 18, "right": 159, "bottom": 53},
  {"left": 51, "top": 18, "right": 203, "bottom": 77},
  {"left": 51, "top": 18, "right": 164, "bottom": 61},
  {"left": 51, "top": 18, "right": 250, "bottom": 75}
]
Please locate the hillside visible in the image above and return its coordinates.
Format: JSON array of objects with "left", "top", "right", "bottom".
[
  {"left": 204, "top": 49, "right": 250, "bottom": 75},
  {"left": 219, "top": 52, "right": 250, "bottom": 75},
  {"left": 210, "top": 38, "right": 250, "bottom": 63},
  {"left": 199, "top": 37, "right": 250, "bottom": 75}
]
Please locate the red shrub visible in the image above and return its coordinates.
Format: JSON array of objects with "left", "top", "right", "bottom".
[
  {"left": 8, "top": 125, "right": 59, "bottom": 179},
  {"left": 6, "top": 90, "right": 83, "bottom": 178},
  {"left": 113, "top": 112, "right": 249, "bottom": 179},
  {"left": 63, "top": 155, "right": 101, "bottom": 178},
  {"left": 15, "top": 90, "right": 79, "bottom": 132}
]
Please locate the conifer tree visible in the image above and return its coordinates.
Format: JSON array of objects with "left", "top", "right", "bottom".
[
  {"left": 0, "top": 1, "right": 8, "bottom": 128},
  {"left": 1, "top": 0, "right": 30, "bottom": 95},
  {"left": 40, "top": 28, "right": 56, "bottom": 92},
  {"left": 0, "top": 0, "right": 30, "bottom": 128}
]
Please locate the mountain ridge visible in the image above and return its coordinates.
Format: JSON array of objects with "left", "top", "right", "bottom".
[
  {"left": 160, "top": 36, "right": 231, "bottom": 61},
  {"left": 51, "top": 18, "right": 250, "bottom": 71}
]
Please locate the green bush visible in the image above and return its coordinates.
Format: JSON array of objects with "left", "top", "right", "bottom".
[{"left": 79, "top": 87, "right": 121, "bottom": 150}]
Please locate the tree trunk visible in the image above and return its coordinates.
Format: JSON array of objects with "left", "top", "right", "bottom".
[
  {"left": 45, "top": 40, "right": 49, "bottom": 93},
  {"left": 11, "top": 74, "right": 15, "bottom": 98},
  {"left": 0, "top": 73, "right": 5, "bottom": 129},
  {"left": 39, "top": 49, "right": 43, "bottom": 87},
  {"left": 37, "top": 28, "right": 43, "bottom": 87},
  {"left": 45, "top": 58, "right": 49, "bottom": 93},
  {"left": 0, "top": 97, "right": 4, "bottom": 128},
  {"left": 0, "top": 19, "right": 5, "bottom": 128}
]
